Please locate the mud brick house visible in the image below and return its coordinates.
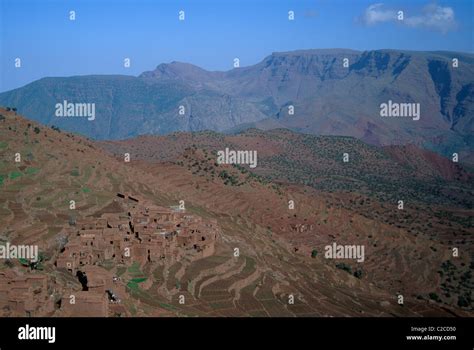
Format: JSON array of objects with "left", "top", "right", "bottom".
[
  {"left": 57, "top": 193, "right": 219, "bottom": 273},
  {"left": 53, "top": 193, "right": 220, "bottom": 316},
  {"left": 2, "top": 193, "right": 219, "bottom": 318}
]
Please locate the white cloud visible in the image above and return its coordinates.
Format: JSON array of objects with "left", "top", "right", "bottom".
[
  {"left": 360, "top": 3, "right": 457, "bottom": 33},
  {"left": 404, "top": 4, "right": 457, "bottom": 33},
  {"left": 362, "top": 3, "right": 397, "bottom": 25}
]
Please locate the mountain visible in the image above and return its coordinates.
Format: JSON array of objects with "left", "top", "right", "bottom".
[
  {"left": 1, "top": 108, "right": 473, "bottom": 316},
  {"left": 1, "top": 49, "right": 473, "bottom": 160},
  {"left": 0, "top": 74, "right": 268, "bottom": 140}
]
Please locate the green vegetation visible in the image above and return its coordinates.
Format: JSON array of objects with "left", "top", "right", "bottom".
[
  {"left": 429, "top": 292, "right": 441, "bottom": 303},
  {"left": 30, "top": 254, "right": 45, "bottom": 271},
  {"left": 9, "top": 171, "right": 22, "bottom": 180},
  {"left": 18, "top": 258, "right": 30, "bottom": 267},
  {"left": 25, "top": 167, "right": 39, "bottom": 175},
  {"left": 457, "top": 295, "right": 470, "bottom": 308},
  {"left": 353, "top": 269, "right": 363, "bottom": 279},
  {"left": 159, "top": 302, "right": 178, "bottom": 311},
  {"left": 252, "top": 133, "right": 473, "bottom": 212},
  {"left": 126, "top": 281, "right": 140, "bottom": 290},
  {"left": 130, "top": 277, "right": 147, "bottom": 283},
  {"left": 16, "top": 254, "right": 44, "bottom": 270},
  {"left": 218, "top": 170, "right": 239, "bottom": 186},
  {"left": 127, "top": 262, "right": 144, "bottom": 277},
  {"left": 126, "top": 263, "right": 147, "bottom": 291},
  {"left": 311, "top": 249, "right": 318, "bottom": 258},
  {"left": 127, "top": 277, "right": 148, "bottom": 291},
  {"left": 438, "top": 260, "right": 472, "bottom": 309},
  {"left": 335, "top": 263, "right": 352, "bottom": 274}
]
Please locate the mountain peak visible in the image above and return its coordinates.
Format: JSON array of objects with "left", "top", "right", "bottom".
[
  {"left": 1, "top": 48, "right": 472, "bottom": 163},
  {"left": 139, "top": 61, "right": 217, "bottom": 81},
  {"left": 270, "top": 48, "right": 361, "bottom": 57}
]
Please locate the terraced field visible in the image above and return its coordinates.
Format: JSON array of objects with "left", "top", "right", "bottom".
[{"left": 0, "top": 108, "right": 472, "bottom": 316}]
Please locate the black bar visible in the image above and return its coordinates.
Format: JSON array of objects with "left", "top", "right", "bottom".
[{"left": 0, "top": 317, "right": 472, "bottom": 349}]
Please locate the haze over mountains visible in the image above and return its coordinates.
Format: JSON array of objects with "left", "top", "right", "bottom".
[{"left": 1, "top": 49, "right": 473, "bottom": 161}]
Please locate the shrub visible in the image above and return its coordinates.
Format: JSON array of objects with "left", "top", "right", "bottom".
[
  {"left": 457, "top": 295, "right": 469, "bottom": 308},
  {"left": 335, "top": 263, "right": 352, "bottom": 274},
  {"left": 353, "top": 269, "right": 363, "bottom": 279},
  {"left": 429, "top": 292, "right": 441, "bottom": 302}
]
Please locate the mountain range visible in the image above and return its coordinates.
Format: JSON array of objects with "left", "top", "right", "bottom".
[{"left": 1, "top": 49, "right": 473, "bottom": 162}]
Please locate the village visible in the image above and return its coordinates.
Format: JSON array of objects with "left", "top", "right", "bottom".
[{"left": 0, "top": 193, "right": 220, "bottom": 317}]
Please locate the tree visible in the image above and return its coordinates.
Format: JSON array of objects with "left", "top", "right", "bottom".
[
  {"left": 336, "top": 263, "right": 352, "bottom": 274},
  {"left": 457, "top": 295, "right": 469, "bottom": 308},
  {"left": 311, "top": 249, "right": 318, "bottom": 258},
  {"left": 353, "top": 269, "right": 363, "bottom": 279},
  {"left": 429, "top": 292, "right": 441, "bottom": 302},
  {"left": 34, "top": 127, "right": 40, "bottom": 134}
]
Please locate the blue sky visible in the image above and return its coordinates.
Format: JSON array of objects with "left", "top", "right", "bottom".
[{"left": 0, "top": 0, "right": 472, "bottom": 92}]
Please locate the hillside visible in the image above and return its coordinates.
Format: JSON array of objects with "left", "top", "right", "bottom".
[
  {"left": 101, "top": 128, "right": 473, "bottom": 206},
  {"left": 100, "top": 128, "right": 474, "bottom": 313},
  {"left": 1, "top": 108, "right": 472, "bottom": 316},
  {"left": 1, "top": 49, "right": 473, "bottom": 162}
]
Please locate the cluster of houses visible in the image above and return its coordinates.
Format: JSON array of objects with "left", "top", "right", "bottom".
[
  {"left": 0, "top": 193, "right": 220, "bottom": 316},
  {"left": 57, "top": 193, "right": 219, "bottom": 273}
]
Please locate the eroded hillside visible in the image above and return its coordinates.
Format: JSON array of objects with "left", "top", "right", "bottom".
[{"left": 1, "top": 108, "right": 472, "bottom": 316}]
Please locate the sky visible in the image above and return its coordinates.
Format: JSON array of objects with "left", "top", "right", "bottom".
[{"left": 0, "top": 0, "right": 473, "bottom": 92}]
